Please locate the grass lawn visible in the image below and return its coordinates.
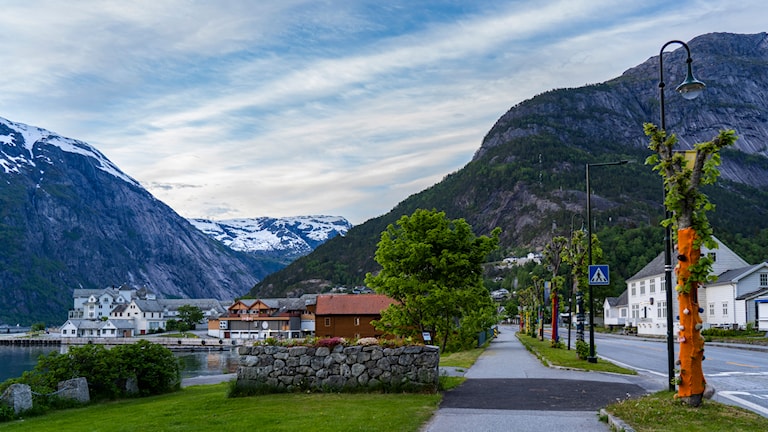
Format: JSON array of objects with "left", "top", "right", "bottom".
[
  {"left": 604, "top": 390, "right": 768, "bottom": 432},
  {"left": 0, "top": 383, "right": 441, "bottom": 432},
  {"left": 516, "top": 333, "right": 636, "bottom": 375},
  {"left": 438, "top": 346, "right": 485, "bottom": 369}
]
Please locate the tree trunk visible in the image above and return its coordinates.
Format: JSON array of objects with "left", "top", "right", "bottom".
[{"left": 675, "top": 227, "right": 706, "bottom": 407}]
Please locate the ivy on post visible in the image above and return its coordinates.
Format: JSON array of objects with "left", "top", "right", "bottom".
[{"left": 645, "top": 123, "right": 737, "bottom": 407}]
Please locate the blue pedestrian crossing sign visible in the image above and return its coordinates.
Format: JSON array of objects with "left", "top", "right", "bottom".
[{"left": 588, "top": 265, "right": 610, "bottom": 286}]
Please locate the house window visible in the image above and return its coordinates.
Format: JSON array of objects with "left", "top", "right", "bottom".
[
  {"left": 657, "top": 301, "right": 667, "bottom": 318},
  {"left": 661, "top": 279, "right": 665, "bottom": 292},
  {"left": 760, "top": 273, "right": 768, "bottom": 287},
  {"left": 722, "top": 302, "right": 729, "bottom": 317},
  {"left": 709, "top": 303, "right": 715, "bottom": 317},
  {"left": 324, "top": 317, "right": 331, "bottom": 327},
  {"left": 631, "top": 304, "right": 639, "bottom": 319},
  {"left": 354, "top": 317, "right": 360, "bottom": 326},
  {"left": 649, "top": 279, "right": 656, "bottom": 294},
  {"left": 620, "top": 308, "right": 627, "bottom": 318},
  {"left": 640, "top": 281, "right": 646, "bottom": 295},
  {"left": 707, "top": 252, "right": 717, "bottom": 262},
  {"left": 631, "top": 283, "right": 636, "bottom": 296}
]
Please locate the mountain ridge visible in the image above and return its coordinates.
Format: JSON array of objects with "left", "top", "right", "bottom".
[
  {"left": 1, "top": 116, "right": 280, "bottom": 325},
  {"left": 249, "top": 32, "right": 768, "bottom": 299},
  {"left": 188, "top": 215, "right": 351, "bottom": 260}
]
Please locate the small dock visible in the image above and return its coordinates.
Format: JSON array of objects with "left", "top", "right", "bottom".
[{"left": 0, "top": 338, "right": 61, "bottom": 346}]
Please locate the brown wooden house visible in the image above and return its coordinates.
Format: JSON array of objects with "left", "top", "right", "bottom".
[
  {"left": 312, "top": 294, "right": 396, "bottom": 339},
  {"left": 208, "top": 298, "right": 314, "bottom": 340}
]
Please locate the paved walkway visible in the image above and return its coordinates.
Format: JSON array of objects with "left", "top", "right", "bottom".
[{"left": 422, "top": 325, "right": 661, "bottom": 432}]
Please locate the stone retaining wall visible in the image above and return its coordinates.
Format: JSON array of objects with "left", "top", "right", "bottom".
[{"left": 235, "top": 344, "right": 439, "bottom": 392}]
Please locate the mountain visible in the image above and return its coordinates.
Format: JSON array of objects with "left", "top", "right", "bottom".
[
  {"left": 188, "top": 216, "right": 352, "bottom": 263},
  {"left": 0, "top": 117, "right": 281, "bottom": 326},
  {"left": 249, "top": 32, "right": 768, "bottom": 298}
]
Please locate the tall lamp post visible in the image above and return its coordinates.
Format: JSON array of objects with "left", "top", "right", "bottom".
[
  {"left": 586, "top": 160, "right": 629, "bottom": 363},
  {"left": 658, "top": 40, "right": 706, "bottom": 390}
]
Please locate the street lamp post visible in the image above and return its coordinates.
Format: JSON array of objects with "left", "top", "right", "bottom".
[
  {"left": 586, "top": 160, "right": 629, "bottom": 363},
  {"left": 658, "top": 40, "right": 706, "bottom": 391}
]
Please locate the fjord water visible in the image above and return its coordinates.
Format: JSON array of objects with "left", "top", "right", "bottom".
[
  {"left": 0, "top": 345, "right": 239, "bottom": 383},
  {"left": 0, "top": 345, "right": 60, "bottom": 382}
]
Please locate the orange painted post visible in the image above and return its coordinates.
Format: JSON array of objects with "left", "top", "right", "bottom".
[
  {"left": 675, "top": 227, "right": 706, "bottom": 405},
  {"left": 552, "top": 294, "right": 559, "bottom": 344}
]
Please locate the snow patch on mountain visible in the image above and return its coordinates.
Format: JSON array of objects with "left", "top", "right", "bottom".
[
  {"left": 188, "top": 215, "right": 352, "bottom": 255},
  {"left": 0, "top": 116, "right": 139, "bottom": 186}
]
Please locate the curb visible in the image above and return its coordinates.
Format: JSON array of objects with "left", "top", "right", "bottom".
[{"left": 600, "top": 408, "right": 635, "bottom": 432}]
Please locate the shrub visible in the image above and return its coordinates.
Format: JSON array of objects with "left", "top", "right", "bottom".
[
  {"left": 111, "top": 340, "right": 181, "bottom": 396},
  {"left": 2, "top": 340, "right": 180, "bottom": 401},
  {"left": 316, "top": 337, "right": 346, "bottom": 349},
  {"left": 575, "top": 340, "right": 591, "bottom": 360}
]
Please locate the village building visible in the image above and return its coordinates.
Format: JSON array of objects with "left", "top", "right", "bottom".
[
  {"left": 610, "top": 237, "right": 768, "bottom": 336},
  {"left": 311, "top": 294, "right": 396, "bottom": 339},
  {"left": 60, "top": 286, "right": 230, "bottom": 338},
  {"left": 207, "top": 296, "right": 316, "bottom": 340},
  {"left": 603, "top": 290, "right": 628, "bottom": 331}
]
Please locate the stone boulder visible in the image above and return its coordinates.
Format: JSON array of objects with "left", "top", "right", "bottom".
[
  {"left": 58, "top": 377, "right": 90, "bottom": 404},
  {"left": 1, "top": 383, "right": 32, "bottom": 414}
]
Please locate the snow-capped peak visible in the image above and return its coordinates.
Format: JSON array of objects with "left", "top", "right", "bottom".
[
  {"left": 188, "top": 215, "right": 352, "bottom": 255},
  {"left": 0, "top": 116, "right": 138, "bottom": 186}
]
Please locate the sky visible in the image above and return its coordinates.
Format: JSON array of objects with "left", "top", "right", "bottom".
[{"left": 1, "top": 1, "right": 766, "bottom": 225}]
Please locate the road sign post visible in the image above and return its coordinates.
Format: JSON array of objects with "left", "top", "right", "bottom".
[{"left": 588, "top": 265, "right": 610, "bottom": 286}]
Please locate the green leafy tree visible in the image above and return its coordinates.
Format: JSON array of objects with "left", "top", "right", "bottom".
[
  {"left": 177, "top": 305, "right": 204, "bottom": 331},
  {"left": 365, "top": 209, "right": 501, "bottom": 353}
]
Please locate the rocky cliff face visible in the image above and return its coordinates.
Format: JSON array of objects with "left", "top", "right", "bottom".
[
  {"left": 479, "top": 32, "right": 768, "bottom": 186},
  {"left": 0, "top": 117, "right": 279, "bottom": 325}
]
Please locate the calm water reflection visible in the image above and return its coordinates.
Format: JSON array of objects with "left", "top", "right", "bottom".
[{"left": 0, "top": 345, "right": 240, "bottom": 382}]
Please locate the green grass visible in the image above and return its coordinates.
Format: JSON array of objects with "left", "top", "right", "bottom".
[
  {"left": 162, "top": 332, "right": 199, "bottom": 339},
  {"left": 438, "top": 346, "right": 485, "bottom": 368},
  {"left": 0, "top": 383, "right": 441, "bottom": 432},
  {"left": 604, "top": 390, "right": 768, "bottom": 432},
  {"left": 516, "top": 333, "right": 636, "bottom": 375}
]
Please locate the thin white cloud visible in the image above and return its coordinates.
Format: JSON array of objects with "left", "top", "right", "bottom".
[{"left": 1, "top": 0, "right": 767, "bottom": 224}]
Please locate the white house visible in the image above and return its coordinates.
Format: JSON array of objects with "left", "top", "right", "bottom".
[
  {"left": 705, "top": 262, "right": 768, "bottom": 329},
  {"left": 69, "top": 287, "right": 133, "bottom": 319},
  {"left": 603, "top": 290, "right": 628, "bottom": 330},
  {"left": 100, "top": 319, "right": 135, "bottom": 338},
  {"left": 625, "top": 237, "right": 749, "bottom": 336},
  {"left": 59, "top": 319, "right": 104, "bottom": 338}
]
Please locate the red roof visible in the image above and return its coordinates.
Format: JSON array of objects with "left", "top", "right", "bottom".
[{"left": 315, "top": 294, "right": 396, "bottom": 315}]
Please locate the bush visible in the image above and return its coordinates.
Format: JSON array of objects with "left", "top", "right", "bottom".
[
  {"left": 111, "top": 340, "right": 181, "bottom": 396},
  {"left": 575, "top": 340, "right": 591, "bottom": 360},
  {"left": 316, "top": 337, "right": 346, "bottom": 349},
  {"left": 1, "top": 340, "right": 180, "bottom": 401}
]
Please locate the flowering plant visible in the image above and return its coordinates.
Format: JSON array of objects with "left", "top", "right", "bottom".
[{"left": 316, "top": 337, "right": 346, "bottom": 349}]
